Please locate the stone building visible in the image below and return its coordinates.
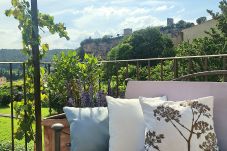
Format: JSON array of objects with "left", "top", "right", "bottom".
[
  {"left": 123, "top": 28, "right": 133, "bottom": 36},
  {"left": 168, "top": 19, "right": 217, "bottom": 46},
  {"left": 167, "top": 18, "right": 174, "bottom": 27}
]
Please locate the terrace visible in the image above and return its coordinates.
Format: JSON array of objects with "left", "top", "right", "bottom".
[
  {"left": 1, "top": 0, "right": 227, "bottom": 151},
  {"left": 1, "top": 53, "right": 227, "bottom": 150}
]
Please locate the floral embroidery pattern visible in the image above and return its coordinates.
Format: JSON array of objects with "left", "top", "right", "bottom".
[{"left": 145, "top": 101, "right": 218, "bottom": 151}]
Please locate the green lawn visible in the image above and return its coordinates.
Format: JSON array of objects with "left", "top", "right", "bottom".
[
  {"left": 0, "top": 106, "right": 52, "bottom": 118},
  {"left": 0, "top": 106, "right": 56, "bottom": 150},
  {"left": 0, "top": 117, "right": 34, "bottom": 150}
]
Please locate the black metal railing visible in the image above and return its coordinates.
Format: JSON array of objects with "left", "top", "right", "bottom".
[{"left": 1, "top": 54, "right": 227, "bottom": 150}]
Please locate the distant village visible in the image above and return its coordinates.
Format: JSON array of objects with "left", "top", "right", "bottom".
[{"left": 80, "top": 18, "right": 217, "bottom": 59}]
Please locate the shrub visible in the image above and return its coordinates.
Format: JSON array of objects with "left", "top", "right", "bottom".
[
  {"left": 0, "top": 141, "right": 32, "bottom": 151},
  {"left": 48, "top": 52, "right": 106, "bottom": 113},
  {"left": 0, "top": 81, "right": 23, "bottom": 107}
]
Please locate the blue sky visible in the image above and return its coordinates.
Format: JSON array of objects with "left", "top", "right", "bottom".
[{"left": 0, "top": 0, "right": 221, "bottom": 49}]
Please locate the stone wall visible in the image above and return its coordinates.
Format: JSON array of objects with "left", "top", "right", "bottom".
[{"left": 182, "top": 19, "right": 218, "bottom": 43}]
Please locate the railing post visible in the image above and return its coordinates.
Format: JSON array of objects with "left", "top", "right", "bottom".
[
  {"left": 173, "top": 59, "right": 178, "bottom": 79},
  {"left": 148, "top": 60, "right": 151, "bottom": 80},
  {"left": 125, "top": 62, "right": 128, "bottom": 80},
  {"left": 188, "top": 58, "right": 193, "bottom": 74},
  {"left": 204, "top": 58, "right": 208, "bottom": 81},
  {"left": 23, "top": 63, "right": 28, "bottom": 151},
  {"left": 52, "top": 123, "right": 64, "bottom": 151},
  {"left": 136, "top": 61, "right": 139, "bottom": 80},
  {"left": 160, "top": 60, "right": 163, "bottom": 81},
  {"left": 48, "top": 64, "right": 52, "bottom": 115},
  {"left": 98, "top": 73, "right": 101, "bottom": 91},
  {"left": 10, "top": 63, "right": 14, "bottom": 151},
  {"left": 116, "top": 62, "right": 119, "bottom": 97},
  {"left": 31, "top": 0, "right": 42, "bottom": 150},
  {"left": 107, "top": 79, "right": 111, "bottom": 96},
  {"left": 223, "top": 56, "right": 227, "bottom": 82}
]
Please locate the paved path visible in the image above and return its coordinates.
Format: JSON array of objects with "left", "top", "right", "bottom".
[{"left": 0, "top": 113, "right": 19, "bottom": 118}]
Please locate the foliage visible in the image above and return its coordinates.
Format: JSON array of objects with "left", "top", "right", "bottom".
[
  {"left": 80, "top": 35, "right": 123, "bottom": 46},
  {"left": 175, "top": 20, "right": 195, "bottom": 30},
  {"left": 5, "top": 0, "right": 69, "bottom": 142},
  {"left": 148, "top": 0, "right": 227, "bottom": 82},
  {"left": 196, "top": 17, "right": 207, "bottom": 24},
  {"left": 107, "top": 27, "right": 175, "bottom": 61},
  {"left": 0, "top": 141, "right": 32, "bottom": 151},
  {"left": 48, "top": 52, "right": 106, "bottom": 113},
  {"left": 207, "top": 0, "right": 227, "bottom": 50},
  {"left": 0, "top": 81, "right": 23, "bottom": 106}
]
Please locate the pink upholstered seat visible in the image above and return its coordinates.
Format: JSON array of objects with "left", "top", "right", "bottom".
[{"left": 125, "top": 81, "right": 227, "bottom": 150}]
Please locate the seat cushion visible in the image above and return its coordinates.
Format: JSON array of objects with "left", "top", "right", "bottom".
[{"left": 63, "top": 107, "right": 109, "bottom": 151}]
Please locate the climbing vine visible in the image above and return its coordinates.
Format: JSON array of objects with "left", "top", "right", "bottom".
[{"left": 5, "top": 0, "right": 69, "bottom": 142}]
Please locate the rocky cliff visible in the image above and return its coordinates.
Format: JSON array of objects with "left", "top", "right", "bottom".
[{"left": 81, "top": 36, "right": 123, "bottom": 59}]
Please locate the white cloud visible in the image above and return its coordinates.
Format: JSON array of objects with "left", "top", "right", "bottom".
[
  {"left": 50, "top": 9, "right": 80, "bottom": 16},
  {"left": 155, "top": 5, "right": 168, "bottom": 11},
  {"left": 120, "top": 16, "right": 165, "bottom": 29}
]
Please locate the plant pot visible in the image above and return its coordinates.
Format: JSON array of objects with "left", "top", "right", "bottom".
[{"left": 42, "top": 114, "right": 70, "bottom": 151}]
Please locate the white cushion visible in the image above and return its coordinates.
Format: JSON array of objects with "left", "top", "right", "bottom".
[
  {"left": 140, "top": 96, "right": 219, "bottom": 151},
  {"left": 106, "top": 96, "right": 167, "bottom": 151}
]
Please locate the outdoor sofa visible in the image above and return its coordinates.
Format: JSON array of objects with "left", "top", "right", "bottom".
[{"left": 50, "top": 74, "right": 227, "bottom": 151}]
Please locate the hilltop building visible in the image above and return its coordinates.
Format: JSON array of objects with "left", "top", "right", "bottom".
[
  {"left": 124, "top": 28, "right": 133, "bottom": 36},
  {"left": 167, "top": 18, "right": 174, "bottom": 27}
]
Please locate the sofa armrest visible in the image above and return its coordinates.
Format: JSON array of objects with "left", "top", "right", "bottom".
[{"left": 51, "top": 123, "right": 64, "bottom": 151}]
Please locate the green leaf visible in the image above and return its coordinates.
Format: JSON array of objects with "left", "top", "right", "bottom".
[{"left": 11, "top": 0, "right": 18, "bottom": 7}]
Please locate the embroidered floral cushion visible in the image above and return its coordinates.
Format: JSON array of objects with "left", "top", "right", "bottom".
[{"left": 139, "top": 96, "right": 218, "bottom": 151}]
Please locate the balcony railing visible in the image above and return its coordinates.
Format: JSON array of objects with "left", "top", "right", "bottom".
[{"left": 0, "top": 54, "right": 227, "bottom": 150}]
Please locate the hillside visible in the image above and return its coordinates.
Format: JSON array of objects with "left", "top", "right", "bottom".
[{"left": 0, "top": 49, "right": 73, "bottom": 62}]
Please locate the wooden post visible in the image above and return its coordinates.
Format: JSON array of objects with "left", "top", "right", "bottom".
[{"left": 31, "top": 0, "right": 42, "bottom": 150}]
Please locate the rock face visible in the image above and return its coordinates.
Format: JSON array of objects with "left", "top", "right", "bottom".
[{"left": 81, "top": 37, "right": 123, "bottom": 59}]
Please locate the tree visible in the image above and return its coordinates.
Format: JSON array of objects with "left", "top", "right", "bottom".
[
  {"left": 196, "top": 17, "right": 207, "bottom": 24},
  {"left": 107, "top": 27, "right": 175, "bottom": 61},
  {"left": 176, "top": 20, "right": 194, "bottom": 30},
  {"left": 207, "top": 0, "right": 227, "bottom": 49}
]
